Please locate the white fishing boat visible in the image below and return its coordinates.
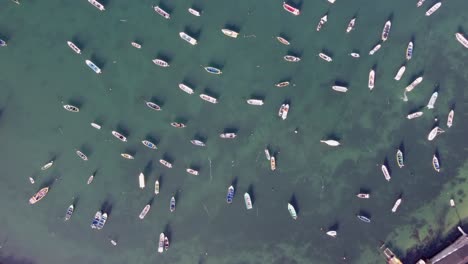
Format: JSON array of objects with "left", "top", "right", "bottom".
[
  {"left": 406, "top": 41, "right": 413, "bottom": 60},
  {"left": 394, "top": 66, "right": 406, "bottom": 81},
  {"left": 455, "top": 33, "right": 468, "bottom": 48},
  {"left": 64, "top": 204, "right": 74, "bottom": 221},
  {"left": 244, "top": 193, "right": 253, "bottom": 210},
  {"left": 417, "top": 0, "right": 426, "bottom": 7},
  {"left": 425, "top": 2, "right": 441, "bottom": 16},
  {"left": 188, "top": 8, "right": 201, "bottom": 17},
  {"left": 346, "top": 18, "right": 356, "bottom": 33},
  {"left": 29, "top": 177, "right": 35, "bottom": 184},
  {"left": 179, "top": 83, "right": 194, "bottom": 94},
  {"left": 179, "top": 32, "right": 198, "bottom": 45},
  {"left": 154, "top": 6, "right": 170, "bottom": 19},
  {"left": 332, "top": 86, "right": 348, "bottom": 93},
  {"left": 63, "top": 104, "right": 79, "bottom": 112},
  {"left": 170, "top": 196, "right": 176, "bottom": 212},
  {"left": 270, "top": 156, "right": 276, "bottom": 171},
  {"left": 275, "top": 81, "right": 290, "bottom": 88},
  {"left": 278, "top": 104, "right": 289, "bottom": 120},
  {"left": 349, "top": 52, "right": 360, "bottom": 58},
  {"left": 200, "top": 94, "right": 218, "bottom": 104},
  {"left": 284, "top": 55, "right": 301, "bottom": 62},
  {"left": 139, "top": 204, "right": 150, "bottom": 219},
  {"left": 221, "top": 29, "right": 239, "bottom": 38},
  {"left": 447, "top": 110, "right": 454, "bottom": 128},
  {"left": 112, "top": 131, "right": 127, "bottom": 142},
  {"left": 153, "top": 59, "right": 169, "bottom": 67},
  {"left": 171, "top": 122, "right": 186, "bottom": 128},
  {"left": 139, "top": 173, "right": 145, "bottom": 189},
  {"left": 407, "top": 111, "right": 423, "bottom": 119},
  {"left": 186, "top": 168, "right": 199, "bottom": 176},
  {"left": 433, "top": 155, "right": 441, "bottom": 172},
  {"left": 220, "top": 133, "right": 236, "bottom": 139},
  {"left": 264, "top": 148, "right": 271, "bottom": 160},
  {"left": 191, "top": 139, "right": 206, "bottom": 147},
  {"left": 131, "top": 42, "right": 141, "bottom": 49},
  {"left": 427, "top": 126, "right": 444, "bottom": 141},
  {"left": 91, "top": 122, "right": 101, "bottom": 129},
  {"left": 356, "top": 193, "right": 370, "bottom": 199},
  {"left": 405, "top": 76, "right": 423, "bottom": 92},
  {"left": 326, "top": 231, "right": 337, "bottom": 238},
  {"left": 76, "top": 150, "right": 88, "bottom": 161},
  {"left": 85, "top": 60, "right": 101, "bottom": 74},
  {"left": 426, "top": 92, "right": 438, "bottom": 109},
  {"left": 391, "top": 198, "right": 402, "bottom": 213},
  {"left": 287, "top": 203, "right": 297, "bottom": 220},
  {"left": 368, "top": 69, "right": 375, "bottom": 90},
  {"left": 320, "top": 140, "right": 340, "bottom": 146},
  {"left": 154, "top": 180, "right": 160, "bottom": 195},
  {"left": 158, "top": 233, "right": 165, "bottom": 253},
  {"left": 145, "top": 101, "right": 161, "bottom": 111},
  {"left": 121, "top": 153, "right": 134, "bottom": 159},
  {"left": 88, "top": 0, "right": 105, "bottom": 11},
  {"left": 381, "top": 20, "right": 391, "bottom": 41},
  {"left": 67, "top": 41, "right": 81, "bottom": 54},
  {"left": 381, "top": 165, "right": 391, "bottom": 181},
  {"left": 247, "top": 99, "right": 264, "bottom": 105},
  {"left": 316, "top": 15, "right": 328, "bottom": 32},
  {"left": 159, "top": 159, "right": 172, "bottom": 168},
  {"left": 87, "top": 174, "right": 94, "bottom": 184},
  {"left": 282, "top": 2, "right": 300, "bottom": 16},
  {"left": 369, "top": 43, "right": 382, "bottom": 55},
  {"left": 318, "top": 53, "right": 332, "bottom": 62},
  {"left": 142, "top": 140, "right": 157, "bottom": 149},
  {"left": 41, "top": 161, "right": 54, "bottom": 170},
  {"left": 276, "top": 36, "right": 290, "bottom": 45}
]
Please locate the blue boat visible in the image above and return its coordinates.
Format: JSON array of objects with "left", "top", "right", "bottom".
[
  {"left": 204, "top": 66, "right": 222, "bottom": 75},
  {"left": 142, "top": 140, "right": 157, "bottom": 149},
  {"left": 96, "top": 213, "right": 108, "bottom": 230},
  {"left": 357, "top": 215, "right": 371, "bottom": 223},
  {"left": 0, "top": 39, "right": 6, "bottom": 47},
  {"left": 226, "top": 185, "right": 235, "bottom": 204},
  {"left": 91, "top": 211, "right": 102, "bottom": 229},
  {"left": 85, "top": 59, "right": 102, "bottom": 74}
]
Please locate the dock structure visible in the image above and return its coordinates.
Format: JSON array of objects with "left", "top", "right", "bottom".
[
  {"left": 380, "top": 245, "right": 403, "bottom": 264},
  {"left": 429, "top": 234, "right": 468, "bottom": 264}
]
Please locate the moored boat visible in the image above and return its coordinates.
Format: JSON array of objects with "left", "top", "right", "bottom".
[
  {"left": 357, "top": 215, "right": 371, "bottom": 223},
  {"left": 0, "top": 39, "right": 7, "bottom": 47},
  {"left": 318, "top": 52, "right": 332, "bottom": 62},
  {"left": 332, "top": 86, "right": 348, "bottom": 93},
  {"left": 275, "top": 81, "right": 290, "bottom": 88},
  {"left": 131, "top": 42, "right": 141, "bottom": 49},
  {"left": 91, "top": 122, "right": 101, "bottom": 129},
  {"left": 346, "top": 18, "right": 356, "bottom": 33},
  {"left": 41, "top": 161, "right": 54, "bottom": 170},
  {"left": 350, "top": 52, "right": 360, "bottom": 58},
  {"left": 405, "top": 76, "right": 423, "bottom": 92},
  {"left": 191, "top": 139, "right": 206, "bottom": 147},
  {"left": 138, "top": 173, "right": 145, "bottom": 189},
  {"left": 326, "top": 231, "right": 337, "bottom": 238},
  {"left": 67, "top": 41, "right": 81, "bottom": 54},
  {"left": 63, "top": 104, "right": 79, "bottom": 112},
  {"left": 455, "top": 33, "right": 468, "bottom": 48},
  {"left": 264, "top": 148, "right": 271, "bottom": 160},
  {"left": 142, "top": 140, "right": 157, "bottom": 149},
  {"left": 154, "top": 6, "right": 170, "bottom": 19},
  {"left": 188, "top": 8, "right": 201, "bottom": 17},
  {"left": 432, "top": 155, "right": 440, "bottom": 172},
  {"left": 186, "top": 168, "right": 199, "bottom": 175},
  {"left": 29, "top": 177, "right": 35, "bottom": 184},
  {"left": 158, "top": 233, "right": 165, "bottom": 253},
  {"left": 76, "top": 150, "right": 88, "bottom": 161},
  {"left": 425, "top": 2, "right": 441, "bottom": 16},
  {"left": 278, "top": 104, "right": 290, "bottom": 120},
  {"left": 381, "top": 165, "right": 391, "bottom": 181},
  {"left": 171, "top": 122, "right": 186, "bottom": 128},
  {"left": 396, "top": 149, "right": 404, "bottom": 168},
  {"left": 447, "top": 110, "right": 454, "bottom": 128},
  {"left": 417, "top": 0, "right": 426, "bottom": 7},
  {"left": 121, "top": 153, "right": 134, "bottom": 159},
  {"left": 179, "top": 83, "right": 194, "bottom": 94},
  {"left": 221, "top": 29, "right": 239, "bottom": 38},
  {"left": 394, "top": 66, "right": 406, "bottom": 81},
  {"left": 427, "top": 126, "right": 444, "bottom": 141},
  {"left": 450, "top": 199, "right": 455, "bottom": 207},
  {"left": 170, "top": 196, "right": 176, "bottom": 212},
  {"left": 200, "top": 94, "right": 218, "bottom": 104},
  {"left": 357, "top": 193, "right": 370, "bottom": 199},
  {"left": 381, "top": 20, "right": 391, "bottom": 41},
  {"left": 155, "top": 180, "right": 160, "bottom": 195},
  {"left": 164, "top": 236, "right": 169, "bottom": 251},
  {"left": 145, "top": 101, "right": 161, "bottom": 111},
  {"left": 276, "top": 36, "right": 290, "bottom": 45},
  {"left": 139, "top": 204, "right": 151, "bottom": 219},
  {"left": 288, "top": 203, "right": 297, "bottom": 220},
  {"left": 369, "top": 43, "right": 382, "bottom": 55},
  {"left": 284, "top": 55, "right": 301, "bottom": 62},
  {"left": 316, "top": 15, "right": 328, "bottom": 32},
  {"left": 91, "top": 211, "right": 102, "bottom": 229},
  {"left": 320, "top": 140, "right": 340, "bottom": 146},
  {"left": 153, "top": 59, "right": 169, "bottom": 67},
  {"left": 244, "top": 193, "right": 253, "bottom": 210},
  {"left": 226, "top": 186, "right": 235, "bottom": 204},
  {"left": 247, "top": 99, "right": 264, "bottom": 105},
  {"left": 64, "top": 204, "right": 74, "bottom": 221},
  {"left": 426, "top": 92, "right": 438, "bottom": 109},
  {"left": 282, "top": 2, "right": 300, "bottom": 16},
  {"left": 112, "top": 130, "right": 127, "bottom": 142},
  {"left": 406, "top": 42, "right": 413, "bottom": 60},
  {"left": 159, "top": 159, "right": 173, "bottom": 168},
  {"left": 29, "top": 187, "right": 49, "bottom": 204},
  {"left": 204, "top": 66, "right": 222, "bottom": 75},
  {"left": 220, "top": 133, "right": 236, "bottom": 139},
  {"left": 407, "top": 111, "right": 423, "bottom": 119},
  {"left": 96, "top": 213, "right": 108, "bottom": 230},
  {"left": 368, "top": 69, "right": 375, "bottom": 90},
  {"left": 87, "top": 175, "right": 94, "bottom": 185},
  {"left": 88, "top": 0, "right": 105, "bottom": 11},
  {"left": 270, "top": 156, "right": 276, "bottom": 171},
  {"left": 85, "top": 60, "right": 101, "bottom": 74},
  {"left": 179, "top": 32, "right": 197, "bottom": 45},
  {"left": 391, "top": 199, "right": 402, "bottom": 213}
]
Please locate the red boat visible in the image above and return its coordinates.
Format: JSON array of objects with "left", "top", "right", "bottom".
[{"left": 283, "top": 2, "right": 300, "bottom": 16}]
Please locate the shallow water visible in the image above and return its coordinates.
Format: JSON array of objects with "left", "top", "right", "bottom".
[{"left": 0, "top": 0, "right": 467, "bottom": 263}]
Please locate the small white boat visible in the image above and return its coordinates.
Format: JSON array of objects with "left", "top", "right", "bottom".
[
  {"left": 159, "top": 159, "right": 172, "bottom": 168},
  {"left": 405, "top": 76, "right": 423, "bottom": 92},
  {"left": 391, "top": 198, "right": 402, "bottom": 213},
  {"left": 381, "top": 165, "right": 391, "bottom": 181},
  {"left": 112, "top": 131, "right": 127, "bottom": 142},
  {"left": 406, "top": 42, "right": 413, "bottom": 60},
  {"left": 278, "top": 104, "right": 289, "bottom": 120},
  {"left": 191, "top": 140, "right": 206, "bottom": 147},
  {"left": 247, "top": 99, "right": 264, "bottom": 105},
  {"left": 64, "top": 204, "right": 74, "bottom": 221},
  {"left": 276, "top": 36, "right": 290, "bottom": 45},
  {"left": 275, "top": 81, "right": 290, "bottom": 88},
  {"left": 63, "top": 104, "right": 79, "bottom": 112},
  {"left": 244, "top": 193, "right": 253, "bottom": 210},
  {"left": 332, "top": 86, "right": 348, "bottom": 93},
  {"left": 145, "top": 101, "right": 161, "bottom": 111},
  {"left": 67, "top": 41, "right": 81, "bottom": 54},
  {"left": 170, "top": 196, "right": 176, "bottom": 212},
  {"left": 417, "top": 0, "right": 426, "bottom": 7},
  {"left": 284, "top": 55, "right": 301, "bottom": 62},
  {"left": 320, "top": 140, "right": 340, "bottom": 146},
  {"left": 287, "top": 203, "right": 297, "bottom": 220},
  {"left": 121, "top": 153, "right": 134, "bottom": 159},
  {"left": 447, "top": 110, "right": 454, "bottom": 128},
  {"left": 153, "top": 59, "right": 169, "bottom": 67},
  {"left": 200, "top": 94, "right": 218, "bottom": 104},
  {"left": 264, "top": 148, "right": 271, "bottom": 160},
  {"left": 222, "top": 29, "right": 239, "bottom": 38},
  {"left": 349, "top": 52, "right": 360, "bottom": 58},
  {"left": 179, "top": 83, "right": 194, "bottom": 94},
  {"left": 425, "top": 2, "right": 441, "bottom": 16},
  {"left": 41, "top": 161, "right": 54, "bottom": 170},
  {"left": 142, "top": 140, "right": 157, "bottom": 149},
  {"left": 76, "top": 150, "right": 88, "bottom": 161},
  {"left": 394, "top": 66, "right": 406, "bottom": 81},
  {"left": 318, "top": 53, "right": 332, "bottom": 62},
  {"left": 450, "top": 199, "right": 455, "bottom": 207},
  {"left": 455, "top": 33, "right": 468, "bottom": 48},
  {"left": 426, "top": 92, "right": 438, "bottom": 109},
  {"left": 346, "top": 18, "right": 356, "bottom": 33},
  {"left": 407, "top": 111, "right": 423, "bottom": 119},
  {"left": 154, "top": 6, "right": 170, "bottom": 19},
  {"left": 29, "top": 177, "right": 35, "bottom": 184},
  {"left": 270, "top": 156, "right": 276, "bottom": 171},
  {"left": 368, "top": 69, "right": 375, "bottom": 90},
  {"left": 381, "top": 20, "right": 391, "bottom": 41},
  {"left": 171, "top": 121, "right": 186, "bottom": 128},
  {"left": 188, "top": 8, "right": 201, "bottom": 17},
  {"left": 85, "top": 60, "right": 101, "bottom": 74},
  {"left": 179, "top": 32, "right": 197, "bottom": 45},
  {"left": 433, "top": 155, "right": 441, "bottom": 172},
  {"left": 91, "top": 122, "right": 101, "bottom": 129},
  {"left": 110, "top": 240, "right": 117, "bottom": 246},
  {"left": 88, "top": 0, "right": 105, "bottom": 11},
  {"left": 326, "top": 231, "right": 337, "bottom": 238},
  {"left": 87, "top": 175, "right": 94, "bottom": 185},
  {"left": 369, "top": 43, "right": 382, "bottom": 55},
  {"left": 427, "top": 126, "right": 444, "bottom": 141},
  {"left": 155, "top": 180, "right": 160, "bottom": 195},
  {"left": 282, "top": 2, "right": 300, "bottom": 16},
  {"left": 356, "top": 193, "right": 370, "bottom": 199},
  {"left": 186, "top": 168, "right": 199, "bottom": 176},
  {"left": 316, "top": 15, "right": 328, "bottom": 32},
  {"left": 158, "top": 233, "right": 165, "bottom": 253},
  {"left": 131, "top": 42, "right": 141, "bottom": 49},
  {"left": 138, "top": 173, "right": 145, "bottom": 189},
  {"left": 139, "top": 204, "right": 150, "bottom": 219},
  {"left": 220, "top": 133, "right": 236, "bottom": 139}
]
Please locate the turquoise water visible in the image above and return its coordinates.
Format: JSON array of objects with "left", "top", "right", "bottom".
[{"left": 0, "top": 0, "right": 467, "bottom": 263}]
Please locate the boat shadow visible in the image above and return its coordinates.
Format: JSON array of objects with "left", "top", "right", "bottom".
[
  {"left": 231, "top": 177, "right": 238, "bottom": 191},
  {"left": 398, "top": 141, "right": 405, "bottom": 157},
  {"left": 162, "top": 153, "right": 175, "bottom": 165},
  {"left": 358, "top": 209, "right": 371, "bottom": 219},
  {"left": 181, "top": 79, "right": 197, "bottom": 92},
  {"left": 223, "top": 23, "right": 241, "bottom": 33},
  {"left": 149, "top": 96, "right": 165, "bottom": 108},
  {"left": 325, "top": 133, "right": 341, "bottom": 141},
  {"left": 321, "top": 48, "right": 333, "bottom": 57},
  {"left": 72, "top": 195, "right": 80, "bottom": 210},
  {"left": 289, "top": 194, "right": 300, "bottom": 215},
  {"left": 116, "top": 123, "right": 130, "bottom": 138},
  {"left": 407, "top": 70, "right": 425, "bottom": 85},
  {"left": 147, "top": 196, "right": 155, "bottom": 206},
  {"left": 249, "top": 93, "right": 265, "bottom": 100},
  {"left": 41, "top": 177, "right": 57, "bottom": 189},
  {"left": 207, "top": 61, "right": 224, "bottom": 71},
  {"left": 193, "top": 133, "right": 207, "bottom": 143},
  {"left": 143, "top": 161, "right": 153, "bottom": 179},
  {"left": 183, "top": 26, "right": 202, "bottom": 39},
  {"left": 90, "top": 54, "right": 105, "bottom": 69},
  {"left": 328, "top": 222, "right": 339, "bottom": 232},
  {"left": 158, "top": 174, "right": 164, "bottom": 190},
  {"left": 202, "top": 87, "right": 219, "bottom": 98},
  {"left": 145, "top": 134, "right": 160, "bottom": 146},
  {"left": 334, "top": 79, "right": 348, "bottom": 87},
  {"left": 158, "top": 2, "right": 174, "bottom": 13},
  {"left": 68, "top": 96, "right": 85, "bottom": 108},
  {"left": 173, "top": 116, "right": 188, "bottom": 124},
  {"left": 71, "top": 36, "right": 85, "bottom": 50},
  {"left": 286, "top": 49, "right": 302, "bottom": 58},
  {"left": 79, "top": 144, "right": 93, "bottom": 158},
  {"left": 189, "top": 163, "right": 201, "bottom": 172},
  {"left": 156, "top": 52, "right": 174, "bottom": 64},
  {"left": 247, "top": 184, "right": 255, "bottom": 204},
  {"left": 101, "top": 200, "right": 113, "bottom": 215},
  {"left": 164, "top": 223, "right": 172, "bottom": 240},
  {"left": 93, "top": 116, "right": 106, "bottom": 127},
  {"left": 434, "top": 149, "right": 441, "bottom": 168},
  {"left": 383, "top": 158, "right": 392, "bottom": 175},
  {"left": 123, "top": 148, "right": 137, "bottom": 157},
  {"left": 222, "top": 127, "right": 238, "bottom": 134},
  {"left": 359, "top": 187, "right": 371, "bottom": 195}
]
